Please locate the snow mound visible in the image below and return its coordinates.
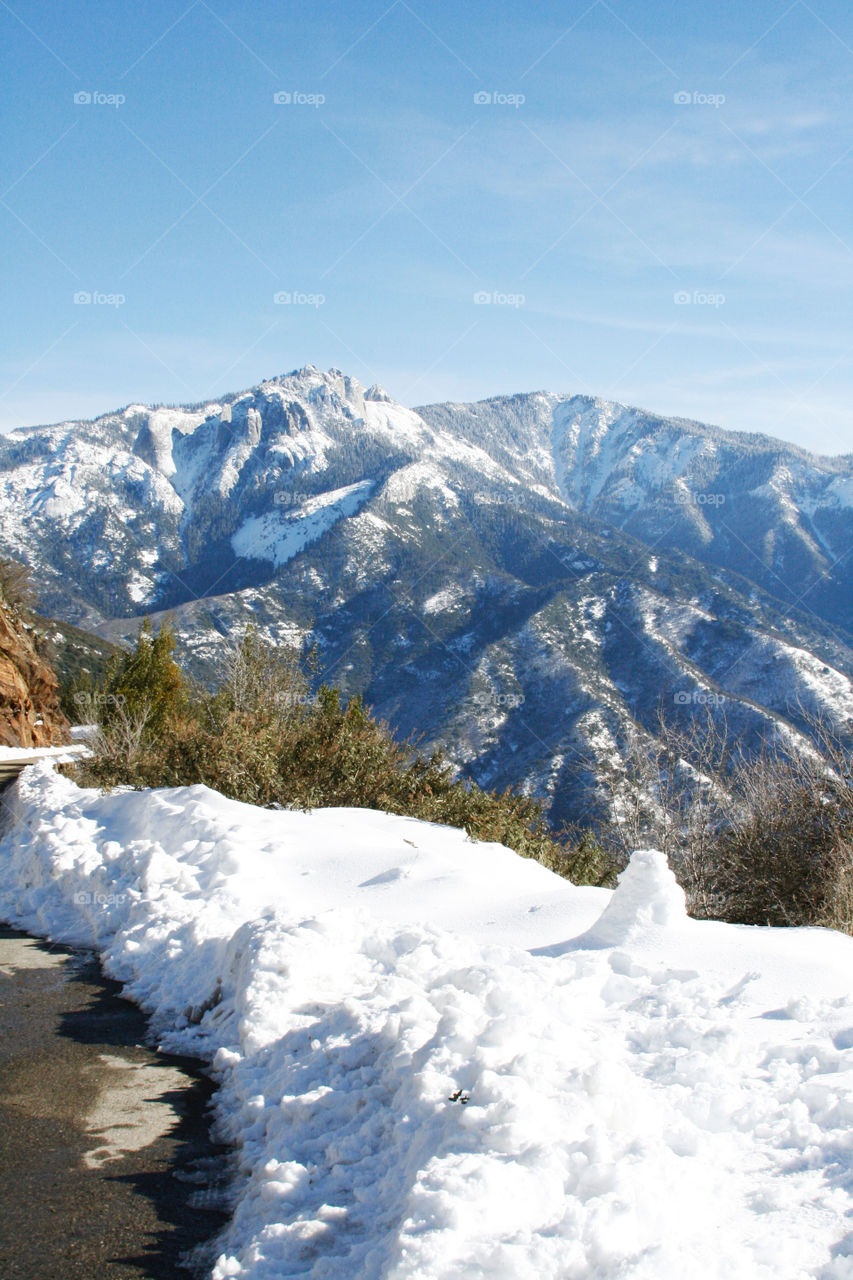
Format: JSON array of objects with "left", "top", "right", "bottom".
[
  {"left": 582, "top": 848, "right": 688, "bottom": 946},
  {"left": 1, "top": 764, "right": 853, "bottom": 1280}
]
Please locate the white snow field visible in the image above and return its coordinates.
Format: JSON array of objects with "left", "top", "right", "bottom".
[{"left": 1, "top": 763, "right": 853, "bottom": 1279}]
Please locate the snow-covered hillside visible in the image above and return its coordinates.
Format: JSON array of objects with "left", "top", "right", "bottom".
[
  {"left": 419, "top": 390, "right": 853, "bottom": 635},
  {"left": 2, "top": 365, "right": 852, "bottom": 827},
  {"left": 1, "top": 762, "right": 852, "bottom": 1279}
]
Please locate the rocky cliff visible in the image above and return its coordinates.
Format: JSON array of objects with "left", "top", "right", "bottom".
[{"left": 0, "top": 595, "right": 69, "bottom": 747}]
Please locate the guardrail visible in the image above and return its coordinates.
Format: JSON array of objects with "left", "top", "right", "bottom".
[{"left": 0, "top": 746, "right": 90, "bottom": 786}]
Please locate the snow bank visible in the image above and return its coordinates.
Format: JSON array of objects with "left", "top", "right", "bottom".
[{"left": 2, "top": 763, "right": 853, "bottom": 1279}]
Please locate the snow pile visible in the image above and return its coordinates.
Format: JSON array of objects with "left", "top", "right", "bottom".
[
  {"left": 2, "top": 764, "right": 853, "bottom": 1279},
  {"left": 579, "top": 848, "right": 688, "bottom": 946}
]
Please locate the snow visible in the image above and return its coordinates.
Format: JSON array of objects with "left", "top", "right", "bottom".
[
  {"left": 135, "top": 406, "right": 214, "bottom": 478},
  {"left": 827, "top": 475, "right": 853, "bottom": 508},
  {"left": 2, "top": 765, "right": 853, "bottom": 1279},
  {"left": 232, "top": 482, "right": 373, "bottom": 569},
  {"left": 422, "top": 586, "right": 464, "bottom": 615},
  {"left": 578, "top": 595, "right": 606, "bottom": 645},
  {"left": 554, "top": 398, "right": 629, "bottom": 504},
  {"left": 33, "top": 474, "right": 89, "bottom": 519},
  {"left": 363, "top": 400, "right": 433, "bottom": 450},
  {"left": 136, "top": 404, "right": 214, "bottom": 439},
  {"left": 575, "top": 849, "right": 688, "bottom": 947},
  {"left": 379, "top": 461, "right": 461, "bottom": 509},
  {"left": 126, "top": 570, "right": 155, "bottom": 604}
]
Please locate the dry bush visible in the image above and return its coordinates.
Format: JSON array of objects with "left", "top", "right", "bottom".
[
  {"left": 711, "top": 724, "right": 853, "bottom": 929},
  {"left": 74, "top": 623, "right": 617, "bottom": 887},
  {"left": 212, "top": 626, "right": 313, "bottom": 728},
  {"left": 594, "top": 705, "right": 853, "bottom": 932},
  {"left": 78, "top": 696, "right": 153, "bottom": 788},
  {"left": 0, "top": 558, "right": 34, "bottom": 611}
]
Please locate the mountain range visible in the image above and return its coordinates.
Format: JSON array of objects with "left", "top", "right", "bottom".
[{"left": 2, "top": 365, "right": 852, "bottom": 825}]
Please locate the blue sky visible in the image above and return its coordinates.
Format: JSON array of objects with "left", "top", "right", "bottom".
[{"left": 2, "top": 0, "right": 852, "bottom": 454}]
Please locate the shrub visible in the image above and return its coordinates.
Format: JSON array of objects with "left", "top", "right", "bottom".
[
  {"left": 707, "top": 734, "right": 853, "bottom": 931},
  {"left": 101, "top": 616, "right": 188, "bottom": 737},
  {"left": 73, "top": 624, "right": 617, "bottom": 888},
  {"left": 712, "top": 793, "right": 853, "bottom": 930},
  {"left": 0, "top": 558, "right": 34, "bottom": 611},
  {"left": 592, "top": 707, "right": 853, "bottom": 932},
  {"left": 76, "top": 617, "right": 190, "bottom": 788}
]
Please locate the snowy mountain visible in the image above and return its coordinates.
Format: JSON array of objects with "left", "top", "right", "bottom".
[
  {"left": 2, "top": 366, "right": 852, "bottom": 824},
  {"left": 419, "top": 392, "right": 853, "bottom": 635}
]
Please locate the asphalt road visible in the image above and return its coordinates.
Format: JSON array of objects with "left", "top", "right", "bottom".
[{"left": 0, "top": 926, "right": 230, "bottom": 1279}]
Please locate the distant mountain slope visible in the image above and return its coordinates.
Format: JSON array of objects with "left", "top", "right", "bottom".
[
  {"left": 416, "top": 393, "right": 853, "bottom": 636},
  {"left": 1, "top": 367, "right": 851, "bottom": 823},
  {"left": 35, "top": 617, "right": 121, "bottom": 719}
]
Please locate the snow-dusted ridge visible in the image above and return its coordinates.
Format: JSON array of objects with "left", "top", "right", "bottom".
[
  {"left": 417, "top": 388, "right": 853, "bottom": 626},
  {"left": 2, "top": 364, "right": 853, "bottom": 828},
  {"left": 232, "top": 482, "right": 374, "bottom": 569},
  {"left": 2, "top": 763, "right": 853, "bottom": 1279}
]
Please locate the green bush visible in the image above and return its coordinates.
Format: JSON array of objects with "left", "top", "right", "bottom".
[
  {"left": 73, "top": 622, "right": 615, "bottom": 887},
  {"left": 100, "top": 616, "right": 188, "bottom": 737}
]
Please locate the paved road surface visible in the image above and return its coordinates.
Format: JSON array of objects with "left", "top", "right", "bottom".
[{"left": 0, "top": 926, "right": 230, "bottom": 1279}]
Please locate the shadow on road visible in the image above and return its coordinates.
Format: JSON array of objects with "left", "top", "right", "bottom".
[{"left": 0, "top": 925, "right": 231, "bottom": 1279}]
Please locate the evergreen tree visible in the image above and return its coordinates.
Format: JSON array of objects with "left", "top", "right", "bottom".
[{"left": 102, "top": 617, "right": 187, "bottom": 737}]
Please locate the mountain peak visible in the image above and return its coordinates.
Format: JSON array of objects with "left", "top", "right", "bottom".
[{"left": 1, "top": 369, "right": 852, "bottom": 828}]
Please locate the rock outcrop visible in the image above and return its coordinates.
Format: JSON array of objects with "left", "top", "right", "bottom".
[{"left": 0, "top": 597, "right": 69, "bottom": 747}]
